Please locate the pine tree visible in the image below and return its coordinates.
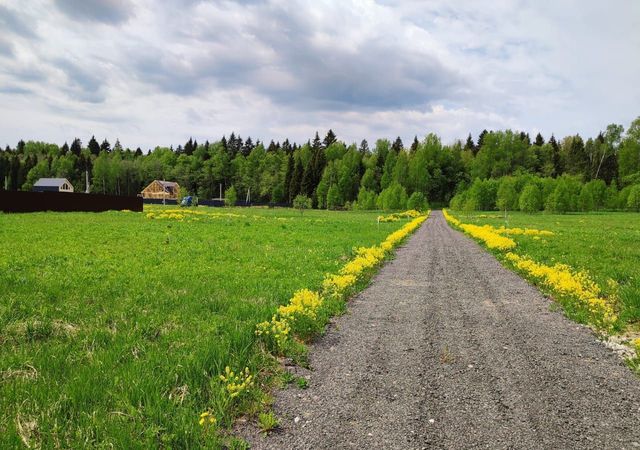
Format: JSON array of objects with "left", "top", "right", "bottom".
[
  {"left": 549, "top": 134, "right": 562, "bottom": 176},
  {"left": 391, "top": 136, "right": 403, "bottom": 153},
  {"left": 135, "top": 147, "right": 143, "bottom": 157},
  {"left": 534, "top": 133, "right": 545, "bottom": 146},
  {"left": 290, "top": 157, "right": 303, "bottom": 199},
  {"left": 17, "top": 140, "right": 25, "bottom": 154},
  {"left": 476, "top": 130, "right": 488, "bottom": 156},
  {"left": 283, "top": 153, "right": 294, "bottom": 203},
  {"left": 359, "top": 139, "right": 369, "bottom": 154},
  {"left": 282, "top": 139, "right": 292, "bottom": 154},
  {"left": 61, "top": 142, "right": 69, "bottom": 155},
  {"left": 70, "top": 138, "right": 82, "bottom": 157},
  {"left": 323, "top": 129, "right": 337, "bottom": 148},
  {"left": 113, "top": 139, "right": 123, "bottom": 153},
  {"left": 267, "top": 140, "right": 278, "bottom": 153},
  {"left": 242, "top": 137, "right": 254, "bottom": 156},
  {"left": 184, "top": 137, "right": 194, "bottom": 156},
  {"left": 410, "top": 136, "right": 419, "bottom": 154},
  {"left": 100, "top": 139, "right": 111, "bottom": 153},
  {"left": 88, "top": 136, "right": 100, "bottom": 156},
  {"left": 464, "top": 134, "right": 475, "bottom": 152}
]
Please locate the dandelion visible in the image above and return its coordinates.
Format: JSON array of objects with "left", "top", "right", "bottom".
[{"left": 199, "top": 411, "right": 217, "bottom": 426}]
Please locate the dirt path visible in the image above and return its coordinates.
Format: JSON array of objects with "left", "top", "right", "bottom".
[{"left": 246, "top": 211, "right": 640, "bottom": 449}]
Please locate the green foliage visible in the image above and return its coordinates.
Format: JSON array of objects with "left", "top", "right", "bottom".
[
  {"left": 355, "top": 188, "right": 377, "bottom": 210},
  {"left": 326, "top": 185, "right": 342, "bottom": 210},
  {"left": 578, "top": 184, "right": 595, "bottom": 211},
  {"left": 407, "top": 191, "right": 429, "bottom": 211},
  {"left": 258, "top": 412, "right": 279, "bottom": 434},
  {"left": 225, "top": 185, "right": 237, "bottom": 206},
  {"left": 627, "top": 185, "right": 640, "bottom": 211},
  {"left": 377, "top": 182, "right": 408, "bottom": 211},
  {"left": 293, "top": 194, "right": 312, "bottom": 213},
  {"left": 546, "top": 179, "right": 572, "bottom": 213},
  {"left": 518, "top": 184, "right": 542, "bottom": 213},
  {"left": 496, "top": 177, "right": 519, "bottom": 212}
]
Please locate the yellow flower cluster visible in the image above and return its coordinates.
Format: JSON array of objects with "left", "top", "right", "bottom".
[
  {"left": 199, "top": 411, "right": 217, "bottom": 426},
  {"left": 255, "top": 212, "right": 428, "bottom": 353},
  {"left": 633, "top": 338, "right": 640, "bottom": 356},
  {"left": 146, "top": 211, "right": 186, "bottom": 220},
  {"left": 322, "top": 274, "right": 357, "bottom": 298},
  {"left": 505, "top": 252, "right": 617, "bottom": 329},
  {"left": 218, "top": 366, "right": 254, "bottom": 399},
  {"left": 495, "top": 226, "right": 554, "bottom": 237},
  {"left": 380, "top": 214, "right": 428, "bottom": 251},
  {"left": 255, "top": 315, "right": 291, "bottom": 348},
  {"left": 377, "top": 210, "right": 422, "bottom": 222},
  {"left": 278, "top": 289, "right": 323, "bottom": 321},
  {"left": 443, "top": 210, "right": 516, "bottom": 251}
]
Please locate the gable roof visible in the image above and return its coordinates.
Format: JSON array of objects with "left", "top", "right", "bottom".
[
  {"left": 34, "top": 178, "right": 72, "bottom": 187},
  {"left": 158, "top": 181, "right": 178, "bottom": 190}
]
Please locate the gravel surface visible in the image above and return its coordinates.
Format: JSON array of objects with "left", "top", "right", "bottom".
[{"left": 245, "top": 211, "right": 640, "bottom": 449}]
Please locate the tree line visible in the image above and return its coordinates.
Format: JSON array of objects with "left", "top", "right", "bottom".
[{"left": 0, "top": 116, "right": 639, "bottom": 211}]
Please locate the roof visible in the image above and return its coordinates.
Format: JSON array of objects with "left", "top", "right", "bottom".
[
  {"left": 33, "top": 178, "right": 71, "bottom": 187},
  {"left": 158, "top": 181, "right": 178, "bottom": 189}
]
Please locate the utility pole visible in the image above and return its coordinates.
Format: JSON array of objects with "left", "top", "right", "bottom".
[{"left": 85, "top": 170, "right": 90, "bottom": 193}]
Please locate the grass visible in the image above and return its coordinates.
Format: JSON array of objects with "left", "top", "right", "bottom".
[
  {"left": 452, "top": 211, "right": 640, "bottom": 329},
  {"left": 0, "top": 206, "right": 407, "bottom": 448}
]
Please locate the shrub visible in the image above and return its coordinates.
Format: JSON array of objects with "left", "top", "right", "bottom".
[
  {"left": 627, "top": 185, "right": 640, "bottom": 211},
  {"left": 293, "top": 194, "right": 312, "bottom": 213},
  {"left": 355, "top": 189, "right": 377, "bottom": 210},
  {"left": 377, "top": 182, "right": 408, "bottom": 211},
  {"left": 407, "top": 191, "right": 429, "bottom": 211},
  {"left": 546, "top": 179, "right": 572, "bottom": 213},
  {"left": 519, "top": 184, "right": 542, "bottom": 213},
  {"left": 578, "top": 184, "right": 595, "bottom": 211},
  {"left": 326, "top": 185, "right": 341, "bottom": 210},
  {"left": 496, "top": 177, "right": 519, "bottom": 213},
  {"left": 224, "top": 186, "right": 237, "bottom": 207}
]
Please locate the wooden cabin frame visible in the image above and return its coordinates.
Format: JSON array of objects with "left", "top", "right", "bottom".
[{"left": 141, "top": 180, "right": 180, "bottom": 200}]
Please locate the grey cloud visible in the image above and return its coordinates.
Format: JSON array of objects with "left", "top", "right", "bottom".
[
  {"left": 132, "top": 1, "right": 463, "bottom": 111},
  {"left": 54, "top": 58, "right": 106, "bottom": 103},
  {"left": 0, "top": 5, "right": 38, "bottom": 39},
  {"left": 0, "top": 37, "right": 14, "bottom": 57},
  {"left": 54, "top": 0, "right": 134, "bottom": 24},
  {"left": 0, "top": 85, "right": 31, "bottom": 95}
]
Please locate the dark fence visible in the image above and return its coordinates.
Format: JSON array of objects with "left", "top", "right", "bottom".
[
  {"left": 142, "top": 198, "right": 290, "bottom": 208},
  {"left": 0, "top": 190, "right": 143, "bottom": 213}
]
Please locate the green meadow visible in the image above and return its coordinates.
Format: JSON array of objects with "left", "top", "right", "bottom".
[
  {"left": 0, "top": 207, "right": 404, "bottom": 448},
  {"left": 455, "top": 211, "right": 640, "bottom": 327}
]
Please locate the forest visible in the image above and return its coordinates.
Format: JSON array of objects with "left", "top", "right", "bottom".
[{"left": 1, "top": 116, "right": 639, "bottom": 211}]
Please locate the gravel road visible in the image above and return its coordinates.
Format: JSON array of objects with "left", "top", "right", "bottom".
[{"left": 245, "top": 210, "right": 640, "bottom": 449}]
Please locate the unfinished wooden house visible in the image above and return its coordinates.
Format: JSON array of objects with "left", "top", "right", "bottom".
[{"left": 140, "top": 180, "right": 180, "bottom": 200}]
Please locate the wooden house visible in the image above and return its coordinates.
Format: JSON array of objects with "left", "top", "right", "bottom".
[
  {"left": 141, "top": 180, "right": 180, "bottom": 200},
  {"left": 33, "top": 178, "right": 74, "bottom": 193}
]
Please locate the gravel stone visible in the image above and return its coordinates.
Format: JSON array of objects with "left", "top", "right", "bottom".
[{"left": 245, "top": 211, "right": 640, "bottom": 449}]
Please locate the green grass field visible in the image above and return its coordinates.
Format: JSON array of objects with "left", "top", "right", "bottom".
[
  {"left": 0, "top": 207, "right": 405, "bottom": 448},
  {"left": 454, "top": 211, "right": 640, "bottom": 328}
]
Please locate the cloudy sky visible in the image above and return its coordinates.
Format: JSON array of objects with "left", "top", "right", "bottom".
[{"left": 1, "top": 0, "right": 639, "bottom": 150}]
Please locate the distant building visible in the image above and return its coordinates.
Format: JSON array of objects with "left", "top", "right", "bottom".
[
  {"left": 141, "top": 180, "right": 180, "bottom": 200},
  {"left": 33, "top": 178, "right": 74, "bottom": 193}
]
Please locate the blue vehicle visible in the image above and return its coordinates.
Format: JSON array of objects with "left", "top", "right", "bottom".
[{"left": 180, "top": 196, "right": 193, "bottom": 207}]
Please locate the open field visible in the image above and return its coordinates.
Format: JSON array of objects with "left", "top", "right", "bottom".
[
  {"left": 0, "top": 206, "right": 407, "bottom": 448},
  {"left": 448, "top": 210, "right": 640, "bottom": 329}
]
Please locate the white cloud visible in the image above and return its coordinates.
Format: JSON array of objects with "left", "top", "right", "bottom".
[{"left": 0, "top": 0, "right": 638, "bottom": 149}]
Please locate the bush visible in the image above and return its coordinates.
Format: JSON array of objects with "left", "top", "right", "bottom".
[
  {"left": 449, "top": 191, "right": 466, "bottom": 210},
  {"left": 578, "top": 184, "right": 595, "bottom": 211},
  {"left": 546, "top": 179, "right": 572, "bottom": 213},
  {"left": 519, "top": 184, "right": 542, "bottom": 213},
  {"left": 224, "top": 186, "right": 237, "bottom": 207},
  {"left": 326, "top": 185, "right": 341, "bottom": 210},
  {"left": 293, "top": 194, "right": 312, "bottom": 213},
  {"left": 627, "top": 185, "right": 640, "bottom": 211},
  {"left": 377, "top": 182, "right": 408, "bottom": 211},
  {"left": 496, "top": 177, "right": 518, "bottom": 212},
  {"left": 407, "top": 191, "right": 429, "bottom": 211},
  {"left": 355, "top": 189, "right": 377, "bottom": 210}
]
